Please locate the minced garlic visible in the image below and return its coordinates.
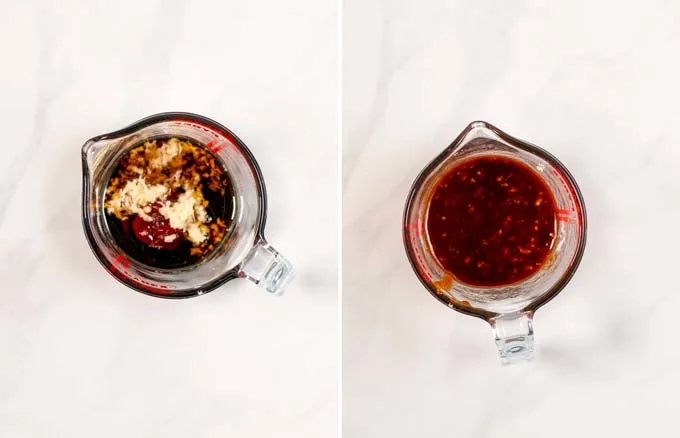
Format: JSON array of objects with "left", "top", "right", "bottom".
[
  {"left": 106, "top": 177, "right": 168, "bottom": 221},
  {"left": 149, "top": 137, "right": 183, "bottom": 169},
  {"left": 158, "top": 190, "right": 209, "bottom": 243}
]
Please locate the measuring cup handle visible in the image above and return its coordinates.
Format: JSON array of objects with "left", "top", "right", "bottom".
[
  {"left": 489, "top": 311, "right": 534, "bottom": 365},
  {"left": 239, "top": 239, "right": 294, "bottom": 295}
]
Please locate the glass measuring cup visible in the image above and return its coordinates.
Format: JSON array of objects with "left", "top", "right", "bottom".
[
  {"left": 82, "top": 112, "right": 293, "bottom": 298},
  {"left": 403, "top": 121, "right": 586, "bottom": 364}
]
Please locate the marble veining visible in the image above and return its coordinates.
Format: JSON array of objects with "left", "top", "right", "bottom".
[
  {"left": 0, "top": 1, "right": 337, "bottom": 437},
  {"left": 343, "top": 0, "right": 680, "bottom": 437}
]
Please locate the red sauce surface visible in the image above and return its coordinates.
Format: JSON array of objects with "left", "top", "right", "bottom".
[
  {"left": 426, "top": 155, "right": 557, "bottom": 287},
  {"left": 126, "top": 203, "right": 182, "bottom": 251}
]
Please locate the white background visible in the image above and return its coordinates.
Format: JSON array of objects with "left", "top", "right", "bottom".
[
  {"left": 344, "top": 1, "right": 680, "bottom": 437},
  {"left": 0, "top": 1, "right": 337, "bottom": 437}
]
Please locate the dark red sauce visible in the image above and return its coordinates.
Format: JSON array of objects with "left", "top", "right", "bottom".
[
  {"left": 129, "top": 203, "right": 182, "bottom": 251},
  {"left": 426, "top": 155, "right": 557, "bottom": 287}
]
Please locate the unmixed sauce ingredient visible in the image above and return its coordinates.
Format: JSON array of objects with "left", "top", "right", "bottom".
[
  {"left": 105, "top": 137, "right": 233, "bottom": 268},
  {"left": 426, "top": 155, "right": 557, "bottom": 287}
]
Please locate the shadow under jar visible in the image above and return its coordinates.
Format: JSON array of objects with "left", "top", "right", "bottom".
[{"left": 403, "top": 121, "right": 586, "bottom": 365}]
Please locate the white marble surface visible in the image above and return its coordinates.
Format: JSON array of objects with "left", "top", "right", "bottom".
[
  {"left": 0, "top": 1, "right": 337, "bottom": 437},
  {"left": 343, "top": 1, "right": 680, "bottom": 437}
]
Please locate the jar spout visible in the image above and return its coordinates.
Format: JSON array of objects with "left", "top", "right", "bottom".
[
  {"left": 81, "top": 138, "right": 115, "bottom": 178},
  {"left": 444, "top": 120, "right": 524, "bottom": 159}
]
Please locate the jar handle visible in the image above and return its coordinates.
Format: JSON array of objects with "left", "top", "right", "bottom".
[
  {"left": 489, "top": 311, "right": 534, "bottom": 365},
  {"left": 239, "top": 239, "right": 294, "bottom": 295}
]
